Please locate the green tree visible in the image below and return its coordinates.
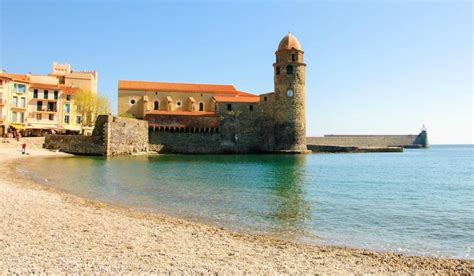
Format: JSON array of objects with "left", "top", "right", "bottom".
[{"left": 74, "top": 90, "right": 110, "bottom": 127}]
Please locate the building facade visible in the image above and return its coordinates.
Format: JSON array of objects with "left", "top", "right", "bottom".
[
  {"left": 118, "top": 33, "right": 308, "bottom": 153},
  {"left": 0, "top": 62, "right": 97, "bottom": 136}
]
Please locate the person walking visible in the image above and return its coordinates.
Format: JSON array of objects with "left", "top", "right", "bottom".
[{"left": 21, "top": 143, "right": 26, "bottom": 154}]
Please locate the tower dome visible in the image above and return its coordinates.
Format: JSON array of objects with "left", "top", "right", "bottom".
[{"left": 277, "top": 32, "right": 302, "bottom": 51}]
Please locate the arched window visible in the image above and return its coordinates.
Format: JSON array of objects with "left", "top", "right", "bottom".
[
  {"left": 286, "top": 65, "right": 293, "bottom": 75},
  {"left": 199, "top": 102, "right": 204, "bottom": 111},
  {"left": 291, "top": 53, "right": 296, "bottom": 62},
  {"left": 154, "top": 101, "right": 159, "bottom": 110},
  {"left": 276, "top": 66, "right": 280, "bottom": 75}
]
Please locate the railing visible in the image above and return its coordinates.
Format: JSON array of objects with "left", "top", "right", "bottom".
[{"left": 36, "top": 108, "right": 58, "bottom": 112}]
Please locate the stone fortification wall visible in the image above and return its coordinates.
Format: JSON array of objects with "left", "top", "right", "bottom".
[
  {"left": 44, "top": 115, "right": 149, "bottom": 156},
  {"left": 307, "top": 132, "right": 428, "bottom": 148},
  {"left": 106, "top": 116, "right": 148, "bottom": 155}
]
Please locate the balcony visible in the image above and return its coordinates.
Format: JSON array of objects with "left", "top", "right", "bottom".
[
  {"left": 31, "top": 97, "right": 58, "bottom": 102},
  {"left": 33, "top": 108, "right": 58, "bottom": 114},
  {"left": 11, "top": 105, "right": 26, "bottom": 110}
]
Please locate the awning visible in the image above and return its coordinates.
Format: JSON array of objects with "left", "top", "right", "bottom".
[{"left": 10, "top": 123, "right": 26, "bottom": 130}]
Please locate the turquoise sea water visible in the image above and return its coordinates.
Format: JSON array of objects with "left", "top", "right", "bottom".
[{"left": 18, "top": 145, "right": 473, "bottom": 259}]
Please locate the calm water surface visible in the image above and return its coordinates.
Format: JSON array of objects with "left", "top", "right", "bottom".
[{"left": 18, "top": 145, "right": 473, "bottom": 259}]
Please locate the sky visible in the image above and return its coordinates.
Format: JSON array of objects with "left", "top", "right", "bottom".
[{"left": 1, "top": 0, "right": 472, "bottom": 144}]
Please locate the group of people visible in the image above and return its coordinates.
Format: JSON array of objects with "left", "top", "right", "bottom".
[{"left": 2, "top": 128, "right": 27, "bottom": 154}]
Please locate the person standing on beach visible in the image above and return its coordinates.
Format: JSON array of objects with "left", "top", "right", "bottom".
[{"left": 21, "top": 143, "right": 26, "bottom": 154}]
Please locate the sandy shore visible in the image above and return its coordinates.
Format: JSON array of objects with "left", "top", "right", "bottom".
[{"left": 0, "top": 140, "right": 472, "bottom": 273}]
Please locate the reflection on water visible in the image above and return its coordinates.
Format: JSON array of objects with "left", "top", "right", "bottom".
[{"left": 17, "top": 146, "right": 474, "bottom": 259}]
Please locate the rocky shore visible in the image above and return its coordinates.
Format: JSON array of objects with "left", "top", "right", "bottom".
[{"left": 0, "top": 141, "right": 472, "bottom": 273}]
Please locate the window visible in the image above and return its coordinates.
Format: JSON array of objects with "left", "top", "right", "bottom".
[
  {"left": 64, "top": 103, "right": 70, "bottom": 113},
  {"left": 264, "top": 96, "right": 267, "bottom": 101},
  {"left": 76, "top": 105, "right": 82, "bottom": 112},
  {"left": 0, "top": 80, "right": 3, "bottom": 87},
  {"left": 33, "top": 89, "right": 38, "bottom": 98},
  {"left": 19, "top": 112, "right": 24, "bottom": 123},
  {"left": 12, "top": 96, "right": 18, "bottom": 107},
  {"left": 176, "top": 101, "right": 182, "bottom": 107},
  {"left": 154, "top": 101, "right": 159, "bottom": 110},
  {"left": 54, "top": 91, "right": 59, "bottom": 100},
  {"left": 37, "top": 101, "right": 43, "bottom": 111},
  {"left": 276, "top": 66, "right": 280, "bottom": 75},
  {"left": 36, "top": 114, "right": 42, "bottom": 120},
  {"left": 291, "top": 53, "right": 296, "bottom": 62},
  {"left": 286, "top": 65, "right": 293, "bottom": 74},
  {"left": 48, "top": 102, "right": 55, "bottom": 112},
  {"left": 64, "top": 115, "right": 70, "bottom": 124},
  {"left": 76, "top": 116, "right": 82, "bottom": 124},
  {"left": 249, "top": 105, "right": 254, "bottom": 111},
  {"left": 66, "top": 94, "right": 71, "bottom": 101},
  {"left": 227, "top": 104, "right": 232, "bottom": 111},
  {"left": 44, "top": 90, "right": 48, "bottom": 99},
  {"left": 12, "top": 111, "right": 17, "bottom": 122},
  {"left": 130, "top": 99, "right": 136, "bottom": 105},
  {"left": 20, "top": 97, "right": 25, "bottom": 108},
  {"left": 199, "top": 102, "right": 204, "bottom": 111},
  {"left": 49, "top": 114, "right": 54, "bottom": 121},
  {"left": 13, "top": 83, "right": 26, "bottom": 93}
]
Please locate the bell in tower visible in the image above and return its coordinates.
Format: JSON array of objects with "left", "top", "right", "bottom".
[{"left": 272, "top": 32, "right": 307, "bottom": 152}]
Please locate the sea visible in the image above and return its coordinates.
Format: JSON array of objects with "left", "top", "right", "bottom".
[{"left": 17, "top": 145, "right": 473, "bottom": 259}]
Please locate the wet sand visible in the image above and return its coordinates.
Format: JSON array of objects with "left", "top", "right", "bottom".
[{"left": 0, "top": 141, "right": 472, "bottom": 273}]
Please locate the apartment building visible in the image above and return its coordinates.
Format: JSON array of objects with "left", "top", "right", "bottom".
[{"left": 0, "top": 62, "right": 97, "bottom": 136}]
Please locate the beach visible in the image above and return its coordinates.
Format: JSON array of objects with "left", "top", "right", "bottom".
[{"left": 0, "top": 141, "right": 472, "bottom": 273}]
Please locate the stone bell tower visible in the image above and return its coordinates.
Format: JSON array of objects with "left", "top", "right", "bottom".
[{"left": 273, "top": 32, "right": 307, "bottom": 152}]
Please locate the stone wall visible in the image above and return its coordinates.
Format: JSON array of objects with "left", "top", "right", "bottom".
[
  {"left": 44, "top": 115, "right": 149, "bottom": 156},
  {"left": 307, "top": 131, "right": 429, "bottom": 148}
]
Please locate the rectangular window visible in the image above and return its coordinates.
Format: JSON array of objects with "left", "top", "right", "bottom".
[
  {"left": 227, "top": 104, "right": 232, "bottom": 111},
  {"left": 47, "top": 102, "right": 55, "bottom": 112},
  {"left": 0, "top": 80, "right": 3, "bottom": 86},
  {"left": 44, "top": 90, "right": 48, "bottom": 99},
  {"left": 49, "top": 114, "right": 54, "bottom": 121},
  {"left": 20, "top": 97, "right": 25, "bottom": 108},
  {"left": 37, "top": 101, "right": 43, "bottom": 111},
  {"left": 66, "top": 94, "right": 71, "bottom": 101},
  {"left": 76, "top": 116, "right": 82, "bottom": 124},
  {"left": 54, "top": 90, "right": 59, "bottom": 100},
  {"left": 13, "top": 83, "right": 26, "bottom": 93},
  {"left": 12, "top": 96, "right": 18, "bottom": 107},
  {"left": 76, "top": 105, "right": 82, "bottom": 112},
  {"left": 36, "top": 114, "right": 42, "bottom": 120},
  {"left": 249, "top": 105, "right": 254, "bottom": 111},
  {"left": 64, "top": 115, "right": 70, "bottom": 124},
  {"left": 12, "top": 111, "right": 17, "bottom": 122},
  {"left": 33, "top": 89, "right": 38, "bottom": 98},
  {"left": 19, "top": 112, "right": 24, "bottom": 123},
  {"left": 64, "top": 103, "right": 70, "bottom": 113}
]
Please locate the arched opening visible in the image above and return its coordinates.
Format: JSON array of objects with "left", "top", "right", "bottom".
[
  {"left": 154, "top": 101, "right": 159, "bottom": 110},
  {"left": 199, "top": 102, "right": 204, "bottom": 111},
  {"left": 286, "top": 65, "right": 293, "bottom": 75},
  {"left": 291, "top": 53, "right": 296, "bottom": 62}
]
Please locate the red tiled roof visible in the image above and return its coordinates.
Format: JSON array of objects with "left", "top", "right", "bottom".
[
  {"left": 29, "top": 83, "right": 79, "bottom": 94},
  {"left": 146, "top": 110, "right": 218, "bottom": 117},
  {"left": 0, "top": 73, "right": 29, "bottom": 82},
  {"left": 213, "top": 95, "right": 260, "bottom": 103},
  {"left": 118, "top": 80, "right": 251, "bottom": 95}
]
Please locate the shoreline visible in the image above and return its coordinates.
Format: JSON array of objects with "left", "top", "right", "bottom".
[{"left": 1, "top": 144, "right": 472, "bottom": 273}]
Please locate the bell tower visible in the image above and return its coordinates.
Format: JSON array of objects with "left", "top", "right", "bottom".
[{"left": 273, "top": 32, "right": 307, "bottom": 152}]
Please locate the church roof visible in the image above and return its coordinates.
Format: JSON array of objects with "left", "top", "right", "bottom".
[
  {"left": 278, "top": 32, "right": 302, "bottom": 51},
  {"left": 119, "top": 80, "right": 246, "bottom": 95}
]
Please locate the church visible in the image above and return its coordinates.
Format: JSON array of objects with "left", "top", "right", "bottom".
[{"left": 117, "top": 33, "right": 308, "bottom": 153}]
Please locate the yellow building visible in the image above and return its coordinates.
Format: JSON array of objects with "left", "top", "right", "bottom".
[{"left": 0, "top": 62, "right": 97, "bottom": 136}]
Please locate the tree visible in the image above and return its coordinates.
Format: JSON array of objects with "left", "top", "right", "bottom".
[{"left": 74, "top": 90, "right": 111, "bottom": 127}]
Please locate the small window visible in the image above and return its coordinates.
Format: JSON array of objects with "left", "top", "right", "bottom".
[
  {"left": 130, "top": 99, "right": 136, "bottom": 105},
  {"left": 154, "top": 101, "right": 159, "bottom": 110},
  {"left": 44, "top": 90, "right": 48, "bottom": 99},
  {"left": 66, "top": 94, "right": 71, "bottom": 101},
  {"left": 276, "top": 66, "right": 280, "bottom": 75},
  {"left": 20, "top": 112, "right": 24, "bottom": 123},
  {"left": 64, "top": 115, "right": 70, "bottom": 124},
  {"left": 264, "top": 96, "right": 267, "bottom": 101},
  {"left": 54, "top": 90, "right": 59, "bottom": 100},
  {"left": 176, "top": 101, "right": 182, "bottom": 107},
  {"left": 286, "top": 65, "right": 293, "bottom": 75},
  {"left": 76, "top": 116, "right": 82, "bottom": 124},
  {"left": 33, "top": 89, "right": 38, "bottom": 98},
  {"left": 49, "top": 114, "right": 54, "bottom": 121},
  {"left": 199, "top": 102, "right": 204, "bottom": 111},
  {"left": 227, "top": 104, "right": 232, "bottom": 111},
  {"left": 291, "top": 53, "right": 296, "bottom": 62},
  {"left": 36, "top": 114, "right": 42, "bottom": 120},
  {"left": 249, "top": 105, "right": 253, "bottom": 111}
]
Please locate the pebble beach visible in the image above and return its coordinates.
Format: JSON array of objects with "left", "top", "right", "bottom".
[{"left": 0, "top": 140, "right": 472, "bottom": 273}]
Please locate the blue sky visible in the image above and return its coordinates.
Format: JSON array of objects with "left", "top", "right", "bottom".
[{"left": 1, "top": 0, "right": 472, "bottom": 144}]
